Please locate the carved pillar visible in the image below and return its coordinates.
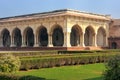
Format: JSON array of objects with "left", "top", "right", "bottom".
[
  {"left": 77, "top": 34, "right": 80, "bottom": 46},
  {"left": 34, "top": 33, "right": 39, "bottom": 47},
  {"left": 10, "top": 32, "right": 15, "bottom": 47},
  {"left": 63, "top": 32, "right": 71, "bottom": 47},
  {"left": 48, "top": 33, "right": 53, "bottom": 47},
  {"left": 104, "top": 35, "right": 107, "bottom": 47},
  {"left": 21, "top": 33, "right": 26, "bottom": 47},
  {"left": 0, "top": 35, "right": 3, "bottom": 47},
  {"left": 93, "top": 33, "right": 97, "bottom": 47},
  {"left": 80, "top": 32, "right": 85, "bottom": 47}
]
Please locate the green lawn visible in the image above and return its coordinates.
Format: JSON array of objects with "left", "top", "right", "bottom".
[{"left": 17, "top": 63, "right": 105, "bottom": 80}]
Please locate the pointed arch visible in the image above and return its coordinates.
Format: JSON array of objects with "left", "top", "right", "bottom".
[
  {"left": 12, "top": 28, "right": 22, "bottom": 47},
  {"left": 51, "top": 24, "right": 64, "bottom": 46},
  {"left": 97, "top": 27, "right": 106, "bottom": 46},
  {"left": 70, "top": 24, "right": 82, "bottom": 46},
  {"left": 37, "top": 26, "right": 48, "bottom": 46},
  {"left": 84, "top": 26, "right": 95, "bottom": 46},
  {"left": 24, "top": 27, "right": 34, "bottom": 47},
  {"left": 1, "top": 28, "right": 11, "bottom": 47}
]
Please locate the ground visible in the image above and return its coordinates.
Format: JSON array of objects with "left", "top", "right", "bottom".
[{"left": 16, "top": 63, "right": 105, "bottom": 80}]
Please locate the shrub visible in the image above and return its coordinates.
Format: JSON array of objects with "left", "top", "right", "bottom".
[
  {"left": 0, "top": 73, "right": 19, "bottom": 80},
  {"left": 19, "top": 75, "right": 45, "bottom": 80},
  {"left": 103, "top": 55, "right": 120, "bottom": 80},
  {"left": 20, "top": 54, "right": 111, "bottom": 70},
  {"left": 0, "top": 54, "right": 21, "bottom": 73},
  {"left": 0, "top": 73, "right": 45, "bottom": 80}
]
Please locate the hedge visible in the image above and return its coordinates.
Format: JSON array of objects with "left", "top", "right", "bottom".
[
  {"left": 20, "top": 54, "right": 114, "bottom": 70},
  {"left": 0, "top": 49, "right": 120, "bottom": 58},
  {"left": 0, "top": 73, "right": 45, "bottom": 80}
]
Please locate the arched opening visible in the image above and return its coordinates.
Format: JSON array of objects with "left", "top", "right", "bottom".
[
  {"left": 13, "top": 28, "right": 22, "bottom": 47},
  {"left": 97, "top": 27, "right": 106, "bottom": 46},
  {"left": 84, "top": 26, "right": 95, "bottom": 46},
  {"left": 70, "top": 25, "right": 82, "bottom": 46},
  {"left": 111, "top": 42, "right": 117, "bottom": 49},
  {"left": 1, "top": 29, "right": 11, "bottom": 47},
  {"left": 38, "top": 27, "right": 48, "bottom": 46},
  {"left": 52, "top": 25, "right": 64, "bottom": 46},
  {"left": 25, "top": 27, "right": 34, "bottom": 47}
]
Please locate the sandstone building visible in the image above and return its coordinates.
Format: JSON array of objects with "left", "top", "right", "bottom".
[
  {"left": 0, "top": 9, "right": 118, "bottom": 51},
  {"left": 109, "top": 19, "right": 120, "bottom": 49}
]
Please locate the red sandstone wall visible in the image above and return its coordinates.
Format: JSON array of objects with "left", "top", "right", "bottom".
[{"left": 109, "top": 19, "right": 120, "bottom": 49}]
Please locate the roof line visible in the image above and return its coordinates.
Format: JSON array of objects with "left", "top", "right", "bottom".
[{"left": 0, "top": 9, "right": 110, "bottom": 21}]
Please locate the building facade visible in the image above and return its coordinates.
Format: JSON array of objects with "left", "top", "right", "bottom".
[
  {"left": 0, "top": 9, "right": 111, "bottom": 51},
  {"left": 109, "top": 19, "right": 120, "bottom": 49}
]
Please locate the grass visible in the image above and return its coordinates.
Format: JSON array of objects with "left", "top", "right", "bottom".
[{"left": 16, "top": 63, "right": 105, "bottom": 80}]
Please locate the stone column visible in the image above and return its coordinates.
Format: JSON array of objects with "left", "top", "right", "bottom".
[
  {"left": 0, "top": 35, "right": 3, "bottom": 47},
  {"left": 93, "top": 33, "right": 97, "bottom": 47},
  {"left": 104, "top": 35, "right": 108, "bottom": 47},
  {"left": 21, "top": 33, "right": 26, "bottom": 47},
  {"left": 10, "top": 32, "right": 15, "bottom": 47},
  {"left": 77, "top": 34, "right": 80, "bottom": 46},
  {"left": 34, "top": 33, "right": 39, "bottom": 47},
  {"left": 63, "top": 32, "right": 71, "bottom": 47},
  {"left": 48, "top": 33, "right": 53, "bottom": 47},
  {"left": 80, "top": 32, "right": 85, "bottom": 47}
]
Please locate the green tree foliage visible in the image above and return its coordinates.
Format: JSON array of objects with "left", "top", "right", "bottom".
[
  {"left": 104, "top": 55, "right": 120, "bottom": 80},
  {"left": 0, "top": 54, "right": 21, "bottom": 73}
]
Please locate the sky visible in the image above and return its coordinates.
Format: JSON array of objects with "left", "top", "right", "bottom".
[{"left": 0, "top": 0, "right": 120, "bottom": 18}]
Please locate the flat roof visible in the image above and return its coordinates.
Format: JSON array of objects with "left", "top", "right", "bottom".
[{"left": 0, "top": 9, "right": 111, "bottom": 22}]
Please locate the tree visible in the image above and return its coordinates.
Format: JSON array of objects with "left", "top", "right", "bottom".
[{"left": 104, "top": 55, "right": 120, "bottom": 80}]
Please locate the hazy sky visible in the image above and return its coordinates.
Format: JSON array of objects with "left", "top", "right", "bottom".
[{"left": 0, "top": 0, "right": 120, "bottom": 18}]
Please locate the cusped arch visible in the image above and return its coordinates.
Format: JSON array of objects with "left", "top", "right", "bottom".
[
  {"left": 51, "top": 24, "right": 64, "bottom": 46},
  {"left": 70, "top": 24, "right": 83, "bottom": 46},
  {"left": 97, "top": 27, "right": 106, "bottom": 35},
  {"left": 36, "top": 26, "right": 48, "bottom": 46},
  {"left": 84, "top": 26, "right": 95, "bottom": 46},
  {"left": 24, "top": 27, "right": 34, "bottom": 47},
  {"left": 97, "top": 27, "right": 106, "bottom": 46},
  {"left": 12, "top": 28, "right": 22, "bottom": 47},
  {"left": 50, "top": 24, "right": 63, "bottom": 34},
  {"left": 36, "top": 25, "right": 48, "bottom": 35},
  {"left": 1, "top": 28, "right": 11, "bottom": 47}
]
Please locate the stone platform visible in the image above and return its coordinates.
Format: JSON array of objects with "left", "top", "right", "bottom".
[{"left": 0, "top": 46, "right": 108, "bottom": 51}]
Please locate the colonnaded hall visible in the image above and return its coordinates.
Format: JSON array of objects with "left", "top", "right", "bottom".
[{"left": 0, "top": 9, "right": 119, "bottom": 51}]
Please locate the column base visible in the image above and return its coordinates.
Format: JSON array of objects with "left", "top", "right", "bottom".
[
  {"left": 34, "top": 44, "right": 39, "bottom": 47},
  {"left": 93, "top": 44, "right": 97, "bottom": 47},
  {"left": 21, "top": 44, "right": 26, "bottom": 47},
  {"left": 48, "top": 44, "right": 53, "bottom": 47},
  {"left": 11, "top": 44, "right": 15, "bottom": 47},
  {"left": 63, "top": 44, "right": 71, "bottom": 47},
  {"left": 80, "top": 43, "right": 85, "bottom": 47}
]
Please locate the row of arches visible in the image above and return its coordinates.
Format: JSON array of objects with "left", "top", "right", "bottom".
[{"left": 0, "top": 25, "right": 106, "bottom": 47}]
